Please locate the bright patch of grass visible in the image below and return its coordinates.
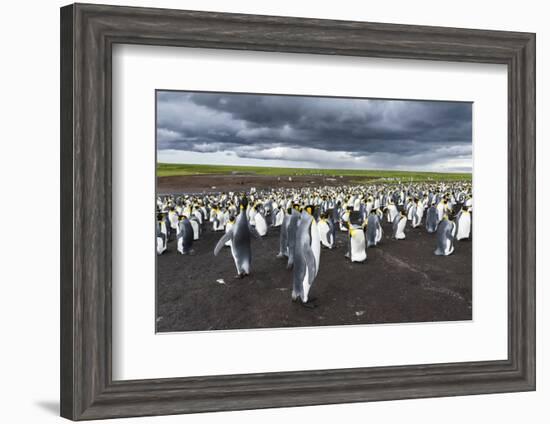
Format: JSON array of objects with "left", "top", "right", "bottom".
[{"left": 157, "top": 163, "right": 471, "bottom": 182}]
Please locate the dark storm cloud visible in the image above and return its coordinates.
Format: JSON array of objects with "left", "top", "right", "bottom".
[{"left": 156, "top": 90, "right": 472, "bottom": 170}]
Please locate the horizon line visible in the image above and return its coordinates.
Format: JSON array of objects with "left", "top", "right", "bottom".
[{"left": 157, "top": 162, "right": 472, "bottom": 175}]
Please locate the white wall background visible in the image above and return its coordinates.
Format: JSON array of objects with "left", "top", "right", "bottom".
[{"left": 0, "top": 0, "right": 546, "bottom": 423}]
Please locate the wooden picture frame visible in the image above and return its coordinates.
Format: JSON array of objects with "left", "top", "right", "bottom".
[{"left": 60, "top": 3, "right": 536, "bottom": 420}]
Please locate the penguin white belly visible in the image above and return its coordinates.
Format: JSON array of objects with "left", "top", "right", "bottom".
[
  {"left": 156, "top": 237, "right": 165, "bottom": 255},
  {"left": 249, "top": 209, "right": 257, "bottom": 225},
  {"left": 388, "top": 207, "right": 398, "bottom": 223},
  {"left": 340, "top": 213, "right": 350, "bottom": 232},
  {"left": 445, "top": 223, "right": 456, "bottom": 254},
  {"left": 193, "top": 210, "right": 202, "bottom": 224},
  {"left": 302, "top": 267, "right": 311, "bottom": 303},
  {"left": 375, "top": 226, "right": 383, "bottom": 243},
  {"left": 436, "top": 205, "right": 444, "bottom": 222},
  {"left": 310, "top": 220, "right": 321, "bottom": 275},
  {"left": 412, "top": 211, "right": 420, "bottom": 228},
  {"left": 445, "top": 237, "right": 454, "bottom": 255},
  {"left": 396, "top": 218, "right": 407, "bottom": 239},
  {"left": 350, "top": 231, "right": 367, "bottom": 262},
  {"left": 169, "top": 214, "right": 178, "bottom": 230},
  {"left": 230, "top": 244, "right": 241, "bottom": 274},
  {"left": 274, "top": 210, "right": 284, "bottom": 227},
  {"left": 317, "top": 221, "right": 332, "bottom": 248},
  {"left": 457, "top": 215, "right": 471, "bottom": 240},
  {"left": 224, "top": 222, "right": 234, "bottom": 246},
  {"left": 353, "top": 198, "right": 361, "bottom": 211},
  {"left": 177, "top": 236, "right": 183, "bottom": 254},
  {"left": 190, "top": 220, "right": 200, "bottom": 240},
  {"left": 254, "top": 214, "right": 268, "bottom": 236},
  {"left": 160, "top": 223, "right": 168, "bottom": 239}
]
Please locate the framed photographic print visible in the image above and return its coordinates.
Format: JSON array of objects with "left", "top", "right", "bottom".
[{"left": 60, "top": 3, "right": 536, "bottom": 420}]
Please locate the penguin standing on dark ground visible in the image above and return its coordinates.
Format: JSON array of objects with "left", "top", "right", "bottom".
[
  {"left": 176, "top": 215, "right": 194, "bottom": 255},
  {"left": 292, "top": 208, "right": 320, "bottom": 308},
  {"left": 455, "top": 206, "right": 472, "bottom": 240},
  {"left": 317, "top": 212, "right": 335, "bottom": 249},
  {"left": 346, "top": 222, "right": 367, "bottom": 263},
  {"left": 277, "top": 208, "right": 291, "bottom": 258},
  {"left": 425, "top": 205, "right": 439, "bottom": 233},
  {"left": 365, "top": 210, "right": 383, "bottom": 247},
  {"left": 393, "top": 210, "right": 407, "bottom": 240},
  {"left": 214, "top": 196, "right": 260, "bottom": 278},
  {"left": 156, "top": 213, "right": 167, "bottom": 255},
  {"left": 434, "top": 214, "right": 456, "bottom": 256},
  {"left": 286, "top": 205, "right": 301, "bottom": 269}
]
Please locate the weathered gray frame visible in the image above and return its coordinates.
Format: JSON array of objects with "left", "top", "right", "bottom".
[{"left": 60, "top": 3, "right": 536, "bottom": 421}]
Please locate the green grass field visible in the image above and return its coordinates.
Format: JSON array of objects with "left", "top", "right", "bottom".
[{"left": 157, "top": 163, "right": 471, "bottom": 182}]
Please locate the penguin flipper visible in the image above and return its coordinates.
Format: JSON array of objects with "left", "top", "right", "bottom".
[{"left": 214, "top": 230, "right": 233, "bottom": 256}]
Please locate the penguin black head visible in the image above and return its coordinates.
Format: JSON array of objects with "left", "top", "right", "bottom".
[
  {"left": 240, "top": 196, "right": 249, "bottom": 209},
  {"left": 287, "top": 207, "right": 292, "bottom": 214}
]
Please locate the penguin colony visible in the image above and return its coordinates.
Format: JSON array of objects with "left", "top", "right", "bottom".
[{"left": 157, "top": 181, "right": 472, "bottom": 308}]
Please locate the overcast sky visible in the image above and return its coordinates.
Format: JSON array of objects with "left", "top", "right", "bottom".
[{"left": 156, "top": 91, "right": 472, "bottom": 172}]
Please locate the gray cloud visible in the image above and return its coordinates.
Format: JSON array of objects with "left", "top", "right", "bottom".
[{"left": 156, "top": 90, "right": 472, "bottom": 172}]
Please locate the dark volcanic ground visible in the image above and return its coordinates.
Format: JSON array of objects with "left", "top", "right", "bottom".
[
  {"left": 158, "top": 174, "right": 370, "bottom": 194},
  {"left": 156, "top": 212, "right": 472, "bottom": 332}
]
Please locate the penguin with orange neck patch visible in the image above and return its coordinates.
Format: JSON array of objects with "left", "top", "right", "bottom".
[{"left": 346, "top": 222, "right": 367, "bottom": 263}]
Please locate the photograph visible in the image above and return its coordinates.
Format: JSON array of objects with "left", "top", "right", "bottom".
[{"left": 155, "top": 90, "right": 473, "bottom": 332}]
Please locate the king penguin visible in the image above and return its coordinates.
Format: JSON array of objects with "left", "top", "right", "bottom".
[
  {"left": 386, "top": 201, "right": 398, "bottom": 223},
  {"left": 214, "top": 197, "right": 260, "bottom": 278},
  {"left": 224, "top": 215, "right": 236, "bottom": 247},
  {"left": 156, "top": 213, "right": 167, "bottom": 255},
  {"left": 285, "top": 204, "right": 302, "bottom": 269},
  {"left": 365, "top": 210, "right": 383, "bottom": 247},
  {"left": 425, "top": 205, "right": 439, "bottom": 233},
  {"left": 277, "top": 208, "right": 291, "bottom": 258},
  {"left": 434, "top": 214, "right": 456, "bottom": 256},
  {"left": 273, "top": 207, "right": 285, "bottom": 227},
  {"left": 393, "top": 210, "right": 407, "bottom": 240},
  {"left": 292, "top": 208, "right": 321, "bottom": 307},
  {"left": 253, "top": 205, "right": 268, "bottom": 236},
  {"left": 176, "top": 215, "right": 194, "bottom": 255},
  {"left": 455, "top": 206, "right": 471, "bottom": 240},
  {"left": 346, "top": 223, "right": 367, "bottom": 263},
  {"left": 317, "top": 212, "right": 335, "bottom": 249}
]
